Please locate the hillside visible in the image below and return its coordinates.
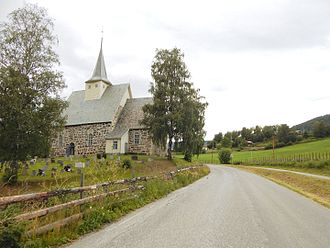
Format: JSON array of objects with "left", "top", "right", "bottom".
[{"left": 292, "top": 114, "right": 330, "bottom": 132}]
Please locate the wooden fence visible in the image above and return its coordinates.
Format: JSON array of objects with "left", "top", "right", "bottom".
[
  {"left": 233, "top": 151, "right": 330, "bottom": 165},
  {"left": 0, "top": 166, "right": 200, "bottom": 237}
]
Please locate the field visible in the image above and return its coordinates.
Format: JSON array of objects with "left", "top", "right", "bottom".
[{"left": 192, "top": 138, "right": 330, "bottom": 164}]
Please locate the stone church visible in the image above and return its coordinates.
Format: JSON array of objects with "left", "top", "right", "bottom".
[{"left": 51, "top": 43, "right": 161, "bottom": 156}]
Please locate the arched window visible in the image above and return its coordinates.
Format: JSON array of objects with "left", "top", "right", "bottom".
[{"left": 88, "top": 134, "right": 93, "bottom": 146}]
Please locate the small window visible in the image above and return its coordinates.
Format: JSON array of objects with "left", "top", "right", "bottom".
[
  {"left": 134, "top": 133, "right": 140, "bottom": 145},
  {"left": 113, "top": 140, "right": 118, "bottom": 150},
  {"left": 87, "top": 134, "right": 93, "bottom": 146},
  {"left": 58, "top": 135, "right": 63, "bottom": 147},
  {"left": 88, "top": 85, "right": 91, "bottom": 89},
  {"left": 95, "top": 84, "right": 98, "bottom": 88}
]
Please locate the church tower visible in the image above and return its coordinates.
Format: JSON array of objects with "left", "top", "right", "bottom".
[{"left": 85, "top": 41, "right": 111, "bottom": 101}]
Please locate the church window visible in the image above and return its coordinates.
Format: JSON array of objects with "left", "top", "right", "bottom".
[
  {"left": 58, "top": 135, "right": 63, "bottom": 147},
  {"left": 87, "top": 134, "right": 93, "bottom": 146},
  {"left": 134, "top": 133, "right": 140, "bottom": 145},
  {"left": 95, "top": 84, "right": 98, "bottom": 88},
  {"left": 113, "top": 140, "right": 118, "bottom": 150}
]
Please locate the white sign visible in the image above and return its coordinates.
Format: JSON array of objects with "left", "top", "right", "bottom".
[{"left": 75, "top": 162, "right": 85, "bottom": 168}]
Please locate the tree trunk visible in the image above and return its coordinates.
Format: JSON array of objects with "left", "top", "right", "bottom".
[{"left": 167, "top": 138, "right": 173, "bottom": 160}]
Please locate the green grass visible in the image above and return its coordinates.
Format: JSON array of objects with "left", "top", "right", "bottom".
[
  {"left": 0, "top": 166, "right": 210, "bottom": 248},
  {"left": 0, "top": 155, "right": 177, "bottom": 196},
  {"left": 189, "top": 138, "right": 330, "bottom": 164}
]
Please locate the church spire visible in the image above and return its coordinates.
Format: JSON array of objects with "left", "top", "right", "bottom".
[{"left": 86, "top": 38, "right": 111, "bottom": 85}]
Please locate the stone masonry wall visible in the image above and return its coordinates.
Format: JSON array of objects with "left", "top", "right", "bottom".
[
  {"left": 128, "top": 129, "right": 152, "bottom": 155},
  {"left": 51, "top": 122, "right": 113, "bottom": 156}
]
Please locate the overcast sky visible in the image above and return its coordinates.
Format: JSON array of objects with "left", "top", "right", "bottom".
[{"left": 1, "top": 0, "right": 330, "bottom": 140}]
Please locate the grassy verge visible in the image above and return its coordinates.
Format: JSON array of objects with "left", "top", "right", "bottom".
[
  {"left": 0, "top": 166, "right": 209, "bottom": 248},
  {"left": 241, "top": 163, "right": 330, "bottom": 177},
  {"left": 234, "top": 165, "right": 330, "bottom": 208}
]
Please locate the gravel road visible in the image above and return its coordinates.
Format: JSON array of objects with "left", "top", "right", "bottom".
[{"left": 67, "top": 165, "right": 330, "bottom": 248}]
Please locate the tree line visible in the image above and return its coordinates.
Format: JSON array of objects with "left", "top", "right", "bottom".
[{"left": 209, "top": 121, "right": 330, "bottom": 150}]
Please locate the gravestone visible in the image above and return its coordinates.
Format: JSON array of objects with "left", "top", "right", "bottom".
[
  {"left": 38, "top": 169, "right": 45, "bottom": 176},
  {"left": 31, "top": 170, "right": 37, "bottom": 176},
  {"left": 57, "top": 160, "right": 64, "bottom": 166},
  {"left": 51, "top": 167, "right": 57, "bottom": 172},
  {"left": 85, "top": 160, "right": 90, "bottom": 167},
  {"left": 51, "top": 158, "right": 55, "bottom": 163},
  {"left": 22, "top": 166, "right": 28, "bottom": 176}
]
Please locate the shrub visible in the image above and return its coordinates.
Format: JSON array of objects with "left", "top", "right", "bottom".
[
  {"left": 0, "top": 223, "right": 23, "bottom": 248},
  {"left": 122, "top": 159, "right": 132, "bottom": 169},
  {"left": 218, "top": 149, "right": 232, "bottom": 164},
  {"left": 264, "top": 143, "right": 273, "bottom": 150},
  {"left": 184, "top": 152, "right": 192, "bottom": 162},
  {"left": 96, "top": 153, "right": 102, "bottom": 159}
]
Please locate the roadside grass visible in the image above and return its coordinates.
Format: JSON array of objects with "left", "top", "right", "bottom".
[
  {"left": 0, "top": 166, "right": 210, "bottom": 248},
  {"left": 241, "top": 163, "right": 330, "bottom": 177},
  {"left": 235, "top": 166, "right": 330, "bottom": 209}
]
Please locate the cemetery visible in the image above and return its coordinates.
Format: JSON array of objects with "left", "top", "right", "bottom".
[{"left": 0, "top": 154, "right": 178, "bottom": 197}]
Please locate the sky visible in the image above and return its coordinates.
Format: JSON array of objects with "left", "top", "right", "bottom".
[{"left": 1, "top": 0, "right": 330, "bottom": 140}]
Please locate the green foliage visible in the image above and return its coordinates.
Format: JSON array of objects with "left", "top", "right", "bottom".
[
  {"left": 218, "top": 149, "right": 232, "bottom": 164},
  {"left": 122, "top": 159, "right": 132, "bottom": 169},
  {"left": 2, "top": 162, "right": 18, "bottom": 185},
  {"left": 184, "top": 152, "right": 192, "bottom": 162},
  {"left": 221, "top": 135, "right": 232, "bottom": 148},
  {"left": 0, "top": 223, "right": 23, "bottom": 248},
  {"left": 0, "top": 4, "right": 67, "bottom": 183},
  {"left": 142, "top": 48, "right": 207, "bottom": 160}
]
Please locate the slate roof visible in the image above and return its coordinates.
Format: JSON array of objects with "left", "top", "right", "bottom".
[
  {"left": 106, "top": 97, "right": 152, "bottom": 139},
  {"left": 64, "top": 84, "right": 130, "bottom": 126},
  {"left": 86, "top": 42, "right": 111, "bottom": 84}
]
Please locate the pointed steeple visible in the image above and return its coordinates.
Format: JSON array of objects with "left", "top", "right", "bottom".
[{"left": 86, "top": 39, "right": 111, "bottom": 85}]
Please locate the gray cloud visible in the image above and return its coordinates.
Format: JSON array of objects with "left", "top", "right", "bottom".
[{"left": 149, "top": 0, "right": 330, "bottom": 51}]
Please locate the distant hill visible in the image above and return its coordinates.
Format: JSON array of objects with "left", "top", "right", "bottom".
[{"left": 292, "top": 114, "right": 330, "bottom": 132}]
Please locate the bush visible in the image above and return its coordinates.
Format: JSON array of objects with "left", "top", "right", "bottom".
[
  {"left": 122, "top": 159, "right": 132, "bottom": 169},
  {"left": 2, "top": 162, "right": 19, "bottom": 185},
  {"left": 184, "top": 152, "right": 192, "bottom": 162},
  {"left": 96, "top": 153, "right": 102, "bottom": 159},
  {"left": 0, "top": 223, "right": 23, "bottom": 248},
  {"left": 218, "top": 149, "right": 232, "bottom": 164}
]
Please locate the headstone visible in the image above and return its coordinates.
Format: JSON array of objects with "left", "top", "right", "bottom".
[
  {"left": 51, "top": 167, "right": 57, "bottom": 172},
  {"left": 22, "top": 166, "right": 28, "bottom": 176},
  {"left": 75, "top": 162, "right": 85, "bottom": 168},
  {"left": 109, "top": 155, "right": 114, "bottom": 160},
  {"left": 64, "top": 165, "right": 72, "bottom": 172},
  {"left": 85, "top": 160, "right": 90, "bottom": 167},
  {"left": 148, "top": 158, "right": 153, "bottom": 162},
  {"left": 51, "top": 158, "right": 56, "bottom": 163},
  {"left": 45, "top": 158, "right": 49, "bottom": 166},
  {"left": 38, "top": 169, "right": 45, "bottom": 176},
  {"left": 51, "top": 171, "right": 56, "bottom": 177},
  {"left": 31, "top": 170, "right": 37, "bottom": 176},
  {"left": 57, "top": 160, "right": 64, "bottom": 166}
]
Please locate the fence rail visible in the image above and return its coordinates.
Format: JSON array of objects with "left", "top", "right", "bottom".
[
  {"left": 0, "top": 166, "right": 201, "bottom": 237},
  {"left": 233, "top": 151, "right": 330, "bottom": 165}
]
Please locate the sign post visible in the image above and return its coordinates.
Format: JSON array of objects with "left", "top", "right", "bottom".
[{"left": 75, "top": 162, "right": 85, "bottom": 199}]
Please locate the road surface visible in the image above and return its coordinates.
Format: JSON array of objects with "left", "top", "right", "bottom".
[{"left": 68, "top": 165, "right": 330, "bottom": 248}]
